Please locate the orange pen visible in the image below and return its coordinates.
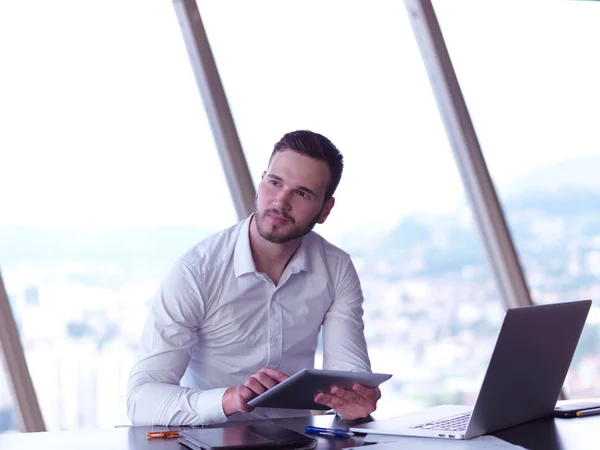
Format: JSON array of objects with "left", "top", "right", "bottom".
[{"left": 147, "top": 430, "right": 180, "bottom": 439}]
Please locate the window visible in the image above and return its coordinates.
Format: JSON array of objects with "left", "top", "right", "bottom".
[
  {"left": 436, "top": 0, "right": 600, "bottom": 398},
  {"left": 201, "top": 0, "right": 505, "bottom": 416},
  {"left": 0, "top": 360, "right": 18, "bottom": 433},
  {"left": 0, "top": 0, "right": 236, "bottom": 430}
]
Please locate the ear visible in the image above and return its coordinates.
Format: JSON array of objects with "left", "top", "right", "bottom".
[
  {"left": 317, "top": 197, "right": 335, "bottom": 224},
  {"left": 258, "top": 171, "right": 267, "bottom": 189}
]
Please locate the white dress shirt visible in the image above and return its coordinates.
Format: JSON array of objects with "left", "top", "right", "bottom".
[{"left": 126, "top": 216, "right": 371, "bottom": 426}]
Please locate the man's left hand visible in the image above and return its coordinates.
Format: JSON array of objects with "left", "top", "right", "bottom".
[{"left": 314, "top": 384, "right": 381, "bottom": 420}]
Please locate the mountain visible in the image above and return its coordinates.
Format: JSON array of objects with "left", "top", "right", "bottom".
[
  {"left": 0, "top": 227, "right": 218, "bottom": 287},
  {"left": 345, "top": 155, "right": 600, "bottom": 277},
  {"left": 2, "top": 155, "right": 600, "bottom": 284},
  {"left": 505, "top": 155, "right": 600, "bottom": 195},
  {"left": 0, "top": 226, "right": 216, "bottom": 264}
]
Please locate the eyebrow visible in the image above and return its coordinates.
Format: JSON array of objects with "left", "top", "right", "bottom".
[{"left": 267, "top": 174, "right": 319, "bottom": 198}]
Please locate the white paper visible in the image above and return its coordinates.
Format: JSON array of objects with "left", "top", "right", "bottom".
[{"left": 346, "top": 434, "right": 526, "bottom": 449}]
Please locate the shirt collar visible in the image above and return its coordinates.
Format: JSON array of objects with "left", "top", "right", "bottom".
[
  {"left": 286, "top": 235, "right": 312, "bottom": 275},
  {"left": 233, "top": 216, "right": 257, "bottom": 277},
  {"left": 233, "top": 215, "right": 312, "bottom": 278}
]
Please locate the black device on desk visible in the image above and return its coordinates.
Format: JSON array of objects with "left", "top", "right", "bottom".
[
  {"left": 177, "top": 424, "right": 317, "bottom": 450},
  {"left": 554, "top": 402, "right": 600, "bottom": 418}
]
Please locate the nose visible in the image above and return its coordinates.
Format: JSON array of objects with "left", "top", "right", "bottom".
[{"left": 272, "top": 189, "right": 292, "bottom": 211}]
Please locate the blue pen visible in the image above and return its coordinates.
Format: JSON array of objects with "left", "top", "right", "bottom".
[{"left": 305, "top": 426, "right": 355, "bottom": 437}]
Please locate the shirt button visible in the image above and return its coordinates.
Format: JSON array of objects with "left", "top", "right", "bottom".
[{"left": 271, "top": 337, "right": 279, "bottom": 344}]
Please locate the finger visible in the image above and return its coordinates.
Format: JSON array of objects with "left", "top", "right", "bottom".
[
  {"left": 260, "top": 367, "right": 290, "bottom": 383},
  {"left": 353, "top": 384, "right": 381, "bottom": 400},
  {"left": 314, "top": 392, "right": 347, "bottom": 411},
  {"left": 252, "top": 371, "right": 281, "bottom": 390},
  {"left": 235, "top": 385, "right": 255, "bottom": 412},
  {"left": 331, "top": 386, "right": 362, "bottom": 404},
  {"left": 236, "top": 384, "right": 255, "bottom": 402},
  {"left": 244, "top": 376, "right": 268, "bottom": 396}
]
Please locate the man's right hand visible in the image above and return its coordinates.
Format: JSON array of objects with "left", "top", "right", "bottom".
[{"left": 222, "top": 367, "right": 289, "bottom": 416}]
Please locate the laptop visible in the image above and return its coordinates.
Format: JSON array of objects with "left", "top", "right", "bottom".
[{"left": 350, "top": 300, "right": 592, "bottom": 440}]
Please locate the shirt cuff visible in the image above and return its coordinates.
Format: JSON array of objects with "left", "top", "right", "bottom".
[{"left": 195, "top": 387, "right": 228, "bottom": 425}]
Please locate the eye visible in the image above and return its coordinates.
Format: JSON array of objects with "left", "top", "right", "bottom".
[
  {"left": 269, "top": 180, "right": 281, "bottom": 186},
  {"left": 296, "top": 191, "right": 309, "bottom": 198}
]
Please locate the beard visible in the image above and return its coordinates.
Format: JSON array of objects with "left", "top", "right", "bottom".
[{"left": 254, "top": 200, "right": 323, "bottom": 244}]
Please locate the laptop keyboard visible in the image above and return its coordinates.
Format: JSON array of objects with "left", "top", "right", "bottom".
[{"left": 410, "top": 412, "right": 471, "bottom": 432}]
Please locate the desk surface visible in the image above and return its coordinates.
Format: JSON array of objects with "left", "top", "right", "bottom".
[{"left": 0, "top": 413, "right": 598, "bottom": 450}]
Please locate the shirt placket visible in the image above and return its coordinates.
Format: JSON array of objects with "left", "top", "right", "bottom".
[{"left": 266, "top": 286, "right": 284, "bottom": 368}]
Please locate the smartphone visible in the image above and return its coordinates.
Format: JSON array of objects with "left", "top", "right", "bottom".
[{"left": 553, "top": 401, "right": 600, "bottom": 418}]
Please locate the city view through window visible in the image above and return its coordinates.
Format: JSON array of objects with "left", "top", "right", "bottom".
[
  {"left": 436, "top": 0, "right": 600, "bottom": 399},
  {"left": 1, "top": 0, "right": 599, "bottom": 431}
]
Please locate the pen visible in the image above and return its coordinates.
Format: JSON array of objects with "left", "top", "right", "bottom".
[
  {"left": 576, "top": 407, "right": 600, "bottom": 418},
  {"left": 305, "top": 426, "right": 355, "bottom": 437},
  {"left": 147, "top": 430, "right": 180, "bottom": 439}
]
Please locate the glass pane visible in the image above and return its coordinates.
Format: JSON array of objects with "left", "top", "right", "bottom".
[
  {"left": 436, "top": 0, "right": 600, "bottom": 398},
  {"left": 201, "top": 0, "right": 505, "bottom": 416},
  {"left": 0, "top": 356, "right": 19, "bottom": 433},
  {"left": 0, "top": 0, "right": 236, "bottom": 430}
]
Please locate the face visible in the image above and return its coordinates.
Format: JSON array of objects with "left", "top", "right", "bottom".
[{"left": 254, "top": 149, "right": 335, "bottom": 244}]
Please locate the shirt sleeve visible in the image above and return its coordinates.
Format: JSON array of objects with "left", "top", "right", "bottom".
[
  {"left": 126, "top": 260, "right": 228, "bottom": 426},
  {"left": 321, "top": 257, "right": 372, "bottom": 372}
]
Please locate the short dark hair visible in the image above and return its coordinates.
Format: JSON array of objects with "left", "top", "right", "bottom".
[{"left": 270, "top": 130, "right": 344, "bottom": 200}]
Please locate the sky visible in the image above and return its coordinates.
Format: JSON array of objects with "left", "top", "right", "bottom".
[{"left": 0, "top": 0, "right": 598, "bottom": 237}]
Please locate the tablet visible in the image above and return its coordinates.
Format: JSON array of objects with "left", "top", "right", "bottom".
[
  {"left": 178, "top": 424, "right": 317, "bottom": 450},
  {"left": 247, "top": 368, "right": 392, "bottom": 410}
]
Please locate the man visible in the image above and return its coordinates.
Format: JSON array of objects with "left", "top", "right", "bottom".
[{"left": 126, "top": 130, "right": 380, "bottom": 426}]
